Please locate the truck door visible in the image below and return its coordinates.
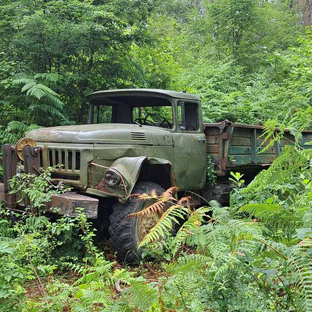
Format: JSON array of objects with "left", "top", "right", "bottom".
[{"left": 172, "top": 100, "right": 207, "bottom": 191}]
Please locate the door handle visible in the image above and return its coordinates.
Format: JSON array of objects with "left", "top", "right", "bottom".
[{"left": 198, "top": 138, "right": 206, "bottom": 142}]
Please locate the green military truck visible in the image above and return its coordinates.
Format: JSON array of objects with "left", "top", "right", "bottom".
[{"left": 2, "top": 89, "right": 312, "bottom": 262}]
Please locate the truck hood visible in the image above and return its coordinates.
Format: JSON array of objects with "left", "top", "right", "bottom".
[{"left": 26, "top": 123, "right": 173, "bottom": 146}]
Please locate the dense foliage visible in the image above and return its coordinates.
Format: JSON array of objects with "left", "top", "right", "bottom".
[
  {"left": 2, "top": 0, "right": 312, "bottom": 311},
  {"left": 2, "top": 145, "right": 312, "bottom": 311},
  {"left": 1, "top": 0, "right": 312, "bottom": 130}
]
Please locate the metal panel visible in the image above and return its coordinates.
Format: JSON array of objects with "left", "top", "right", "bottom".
[
  {"left": 2, "top": 144, "right": 17, "bottom": 208},
  {"left": 49, "top": 192, "right": 98, "bottom": 219}
]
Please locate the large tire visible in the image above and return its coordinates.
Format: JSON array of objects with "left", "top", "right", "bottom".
[{"left": 108, "top": 182, "right": 165, "bottom": 263}]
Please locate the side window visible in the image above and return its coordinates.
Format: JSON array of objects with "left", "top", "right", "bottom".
[
  {"left": 177, "top": 102, "right": 199, "bottom": 131},
  {"left": 93, "top": 105, "right": 113, "bottom": 124}
]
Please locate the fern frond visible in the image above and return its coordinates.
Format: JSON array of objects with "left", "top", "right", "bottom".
[
  {"left": 257, "top": 118, "right": 286, "bottom": 153},
  {"left": 74, "top": 258, "right": 113, "bottom": 286},
  {"left": 6, "top": 120, "right": 26, "bottom": 133},
  {"left": 200, "top": 223, "right": 229, "bottom": 259},
  {"left": 241, "top": 146, "right": 309, "bottom": 196},
  {"left": 175, "top": 254, "right": 210, "bottom": 271},
  {"left": 73, "top": 287, "right": 112, "bottom": 306},
  {"left": 172, "top": 206, "right": 210, "bottom": 256},
  {"left": 127, "top": 200, "right": 165, "bottom": 218},
  {"left": 12, "top": 77, "right": 33, "bottom": 85},
  {"left": 21, "top": 81, "right": 37, "bottom": 93},
  {"left": 34, "top": 73, "right": 59, "bottom": 82},
  {"left": 125, "top": 281, "right": 158, "bottom": 311},
  {"left": 11, "top": 73, "right": 65, "bottom": 121},
  {"left": 138, "top": 205, "right": 188, "bottom": 248},
  {"left": 177, "top": 196, "right": 191, "bottom": 206},
  {"left": 288, "top": 239, "right": 312, "bottom": 312},
  {"left": 161, "top": 186, "right": 179, "bottom": 200},
  {"left": 132, "top": 192, "right": 157, "bottom": 200},
  {"left": 25, "top": 215, "right": 50, "bottom": 231},
  {"left": 240, "top": 203, "right": 291, "bottom": 220},
  {"left": 0, "top": 236, "right": 16, "bottom": 254},
  {"left": 29, "top": 104, "right": 65, "bottom": 119}
]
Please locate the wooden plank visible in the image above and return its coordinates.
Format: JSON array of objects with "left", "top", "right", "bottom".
[
  {"left": 228, "top": 155, "right": 252, "bottom": 166},
  {"left": 204, "top": 127, "right": 220, "bottom": 135},
  {"left": 0, "top": 183, "right": 4, "bottom": 203},
  {"left": 2, "top": 144, "right": 17, "bottom": 208},
  {"left": 230, "top": 137, "right": 251, "bottom": 146},
  {"left": 228, "top": 146, "right": 252, "bottom": 155},
  {"left": 206, "top": 136, "right": 219, "bottom": 144},
  {"left": 207, "top": 145, "right": 219, "bottom": 154},
  {"left": 251, "top": 129, "right": 256, "bottom": 163},
  {"left": 231, "top": 127, "right": 252, "bottom": 138}
]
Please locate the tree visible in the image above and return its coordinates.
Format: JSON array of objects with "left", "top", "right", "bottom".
[{"left": 0, "top": 0, "right": 161, "bottom": 125}]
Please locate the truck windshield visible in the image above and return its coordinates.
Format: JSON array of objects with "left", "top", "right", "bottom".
[{"left": 90, "top": 96, "right": 173, "bottom": 129}]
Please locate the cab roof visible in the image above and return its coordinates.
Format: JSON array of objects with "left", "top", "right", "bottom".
[{"left": 88, "top": 89, "right": 200, "bottom": 101}]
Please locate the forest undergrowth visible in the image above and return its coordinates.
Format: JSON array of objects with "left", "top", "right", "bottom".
[{"left": 1, "top": 142, "right": 312, "bottom": 311}]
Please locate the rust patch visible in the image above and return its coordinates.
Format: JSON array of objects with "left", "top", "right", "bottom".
[
  {"left": 95, "top": 178, "right": 105, "bottom": 191},
  {"left": 49, "top": 192, "right": 98, "bottom": 219}
]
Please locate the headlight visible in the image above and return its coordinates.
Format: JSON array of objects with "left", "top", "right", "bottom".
[{"left": 104, "top": 169, "right": 121, "bottom": 187}]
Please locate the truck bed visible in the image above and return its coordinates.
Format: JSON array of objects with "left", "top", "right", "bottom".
[{"left": 204, "top": 120, "right": 312, "bottom": 176}]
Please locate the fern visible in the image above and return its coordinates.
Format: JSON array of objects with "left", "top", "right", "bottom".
[
  {"left": 240, "top": 146, "right": 311, "bottom": 196},
  {"left": 0, "top": 121, "right": 37, "bottom": 145},
  {"left": 127, "top": 199, "right": 166, "bottom": 217},
  {"left": 240, "top": 203, "right": 291, "bottom": 219},
  {"left": 287, "top": 238, "right": 312, "bottom": 312},
  {"left": 138, "top": 204, "right": 189, "bottom": 248},
  {"left": 161, "top": 186, "right": 179, "bottom": 200},
  {"left": 123, "top": 281, "right": 158, "bottom": 311},
  {"left": 128, "top": 187, "right": 189, "bottom": 249},
  {"left": 0, "top": 236, "right": 16, "bottom": 254},
  {"left": 172, "top": 254, "right": 210, "bottom": 273},
  {"left": 73, "top": 257, "right": 113, "bottom": 286},
  {"left": 12, "top": 73, "right": 66, "bottom": 122},
  {"left": 258, "top": 118, "right": 286, "bottom": 153},
  {"left": 172, "top": 206, "right": 211, "bottom": 256}
]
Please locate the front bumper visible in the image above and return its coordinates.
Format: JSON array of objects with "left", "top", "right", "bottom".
[{"left": 1, "top": 144, "right": 98, "bottom": 219}]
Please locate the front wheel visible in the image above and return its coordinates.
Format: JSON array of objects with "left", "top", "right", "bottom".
[{"left": 108, "top": 182, "right": 164, "bottom": 263}]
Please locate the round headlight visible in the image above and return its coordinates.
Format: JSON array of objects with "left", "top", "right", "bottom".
[{"left": 104, "top": 169, "right": 121, "bottom": 187}]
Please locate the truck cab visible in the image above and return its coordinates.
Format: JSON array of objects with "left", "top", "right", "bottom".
[{"left": 25, "top": 89, "right": 207, "bottom": 201}]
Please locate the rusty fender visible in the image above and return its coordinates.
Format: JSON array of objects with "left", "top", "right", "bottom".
[{"left": 88, "top": 156, "right": 173, "bottom": 203}]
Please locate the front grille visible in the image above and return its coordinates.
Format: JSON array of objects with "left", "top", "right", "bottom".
[
  {"left": 47, "top": 149, "right": 81, "bottom": 171},
  {"left": 131, "top": 131, "right": 146, "bottom": 141},
  {"left": 51, "top": 173, "right": 80, "bottom": 180}
]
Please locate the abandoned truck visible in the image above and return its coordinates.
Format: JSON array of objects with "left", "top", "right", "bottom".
[{"left": 2, "top": 89, "right": 312, "bottom": 262}]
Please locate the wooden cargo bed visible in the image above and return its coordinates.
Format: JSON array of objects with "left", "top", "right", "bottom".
[{"left": 204, "top": 120, "right": 312, "bottom": 176}]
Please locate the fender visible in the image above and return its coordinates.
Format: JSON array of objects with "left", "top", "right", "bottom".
[{"left": 88, "top": 156, "right": 174, "bottom": 203}]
